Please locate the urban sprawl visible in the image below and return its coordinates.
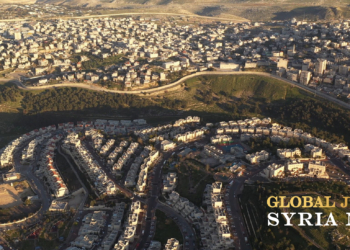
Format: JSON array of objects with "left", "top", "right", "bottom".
[{"left": 0, "top": 16, "right": 349, "bottom": 102}]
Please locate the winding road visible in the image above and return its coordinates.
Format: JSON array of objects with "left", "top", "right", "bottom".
[{"left": 13, "top": 71, "right": 350, "bottom": 110}]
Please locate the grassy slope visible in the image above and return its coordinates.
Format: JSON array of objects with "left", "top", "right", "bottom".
[{"left": 157, "top": 74, "right": 310, "bottom": 115}]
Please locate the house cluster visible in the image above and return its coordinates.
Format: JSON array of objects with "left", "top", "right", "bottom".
[
  {"left": 135, "top": 124, "right": 178, "bottom": 142},
  {"left": 134, "top": 117, "right": 199, "bottom": 143},
  {"left": 162, "top": 172, "right": 178, "bottom": 193},
  {"left": 160, "top": 140, "right": 177, "bottom": 151},
  {"left": 210, "top": 134, "right": 232, "bottom": 144},
  {"left": 246, "top": 150, "right": 269, "bottom": 164},
  {"left": 167, "top": 191, "right": 204, "bottom": 223},
  {"left": 86, "top": 129, "right": 104, "bottom": 151},
  {"left": 215, "top": 117, "right": 350, "bottom": 162},
  {"left": 173, "top": 116, "right": 201, "bottom": 126},
  {"left": 174, "top": 128, "right": 207, "bottom": 143},
  {"left": 136, "top": 150, "right": 159, "bottom": 194},
  {"left": 100, "top": 202, "right": 126, "bottom": 250},
  {"left": 4, "top": 16, "right": 244, "bottom": 88},
  {"left": 62, "top": 132, "right": 117, "bottom": 195},
  {"left": 3, "top": 17, "right": 350, "bottom": 100},
  {"left": 107, "top": 144, "right": 125, "bottom": 166},
  {"left": 74, "top": 119, "right": 147, "bottom": 135},
  {"left": 21, "top": 135, "right": 44, "bottom": 163},
  {"left": 99, "top": 139, "right": 115, "bottom": 156},
  {"left": 112, "top": 142, "right": 139, "bottom": 176},
  {"left": 164, "top": 238, "right": 180, "bottom": 250},
  {"left": 113, "top": 201, "right": 142, "bottom": 249},
  {"left": 0, "top": 124, "right": 57, "bottom": 167},
  {"left": 263, "top": 160, "right": 328, "bottom": 179},
  {"left": 71, "top": 211, "right": 107, "bottom": 249},
  {"left": 231, "top": 20, "right": 350, "bottom": 101},
  {"left": 2, "top": 4, "right": 68, "bottom": 19},
  {"left": 124, "top": 146, "right": 151, "bottom": 187},
  {"left": 277, "top": 147, "right": 301, "bottom": 159},
  {"left": 203, "top": 145, "right": 224, "bottom": 160},
  {"left": 200, "top": 182, "right": 233, "bottom": 250},
  {"left": 36, "top": 134, "right": 69, "bottom": 198}
]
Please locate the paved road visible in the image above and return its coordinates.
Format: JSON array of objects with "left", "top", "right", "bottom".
[
  {"left": 157, "top": 202, "right": 197, "bottom": 250},
  {"left": 228, "top": 178, "right": 251, "bottom": 250},
  {"left": 13, "top": 71, "right": 350, "bottom": 110},
  {"left": 79, "top": 139, "right": 197, "bottom": 249},
  {"left": 136, "top": 147, "right": 197, "bottom": 250},
  {"left": 228, "top": 163, "right": 270, "bottom": 250}
]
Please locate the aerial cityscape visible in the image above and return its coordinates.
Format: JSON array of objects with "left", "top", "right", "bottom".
[{"left": 1, "top": 1, "right": 350, "bottom": 250}]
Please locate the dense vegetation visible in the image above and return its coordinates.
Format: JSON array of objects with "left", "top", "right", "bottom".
[
  {"left": 0, "top": 85, "right": 21, "bottom": 104},
  {"left": 21, "top": 88, "right": 152, "bottom": 114},
  {"left": 242, "top": 180, "right": 349, "bottom": 250},
  {"left": 81, "top": 54, "right": 125, "bottom": 70},
  {"left": 21, "top": 88, "right": 189, "bottom": 115},
  {"left": 267, "top": 99, "right": 350, "bottom": 144}
]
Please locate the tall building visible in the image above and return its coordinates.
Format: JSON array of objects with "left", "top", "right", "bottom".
[
  {"left": 314, "top": 59, "right": 327, "bottom": 76},
  {"left": 277, "top": 58, "right": 288, "bottom": 69},
  {"left": 299, "top": 71, "right": 311, "bottom": 85},
  {"left": 14, "top": 31, "right": 21, "bottom": 40}
]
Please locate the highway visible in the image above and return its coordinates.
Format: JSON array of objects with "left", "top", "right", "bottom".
[{"left": 13, "top": 71, "right": 350, "bottom": 110}]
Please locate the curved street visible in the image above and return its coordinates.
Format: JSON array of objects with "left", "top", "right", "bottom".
[
  {"left": 13, "top": 71, "right": 350, "bottom": 110},
  {"left": 0, "top": 143, "right": 51, "bottom": 230}
]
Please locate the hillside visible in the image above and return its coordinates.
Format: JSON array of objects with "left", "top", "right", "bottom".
[
  {"left": 1, "top": 75, "right": 350, "bottom": 147},
  {"left": 29, "top": 0, "right": 350, "bottom": 21}
]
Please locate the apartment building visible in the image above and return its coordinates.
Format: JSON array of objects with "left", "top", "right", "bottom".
[
  {"left": 307, "top": 161, "right": 328, "bottom": 178},
  {"left": 162, "top": 172, "right": 177, "bottom": 193},
  {"left": 285, "top": 160, "right": 304, "bottom": 175},
  {"left": 246, "top": 150, "right": 269, "bottom": 164},
  {"left": 304, "top": 144, "right": 323, "bottom": 158},
  {"left": 263, "top": 163, "right": 285, "bottom": 178},
  {"left": 164, "top": 238, "right": 180, "bottom": 250},
  {"left": 277, "top": 148, "right": 301, "bottom": 159}
]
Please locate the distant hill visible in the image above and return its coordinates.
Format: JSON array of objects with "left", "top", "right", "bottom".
[{"left": 7, "top": 0, "right": 350, "bottom": 21}]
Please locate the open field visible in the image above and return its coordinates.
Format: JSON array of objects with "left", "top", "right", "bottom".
[
  {"left": 0, "top": 184, "right": 23, "bottom": 208},
  {"left": 0, "top": 181, "right": 33, "bottom": 208}
]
